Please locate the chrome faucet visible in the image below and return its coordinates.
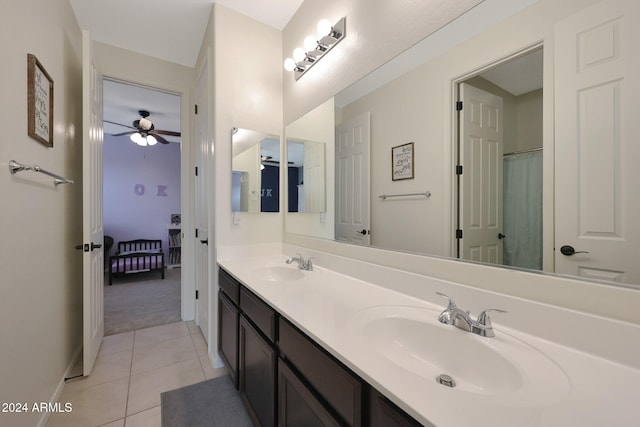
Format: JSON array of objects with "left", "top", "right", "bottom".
[
  {"left": 285, "top": 253, "right": 313, "bottom": 271},
  {"left": 436, "top": 292, "right": 506, "bottom": 338}
]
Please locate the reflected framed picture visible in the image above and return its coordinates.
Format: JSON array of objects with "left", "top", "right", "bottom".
[
  {"left": 27, "top": 54, "right": 54, "bottom": 147},
  {"left": 392, "top": 142, "right": 414, "bottom": 181}
]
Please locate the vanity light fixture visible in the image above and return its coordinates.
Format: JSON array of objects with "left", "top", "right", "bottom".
[{"left": 284, "top": 17, "right": 346, "bottom": 80}]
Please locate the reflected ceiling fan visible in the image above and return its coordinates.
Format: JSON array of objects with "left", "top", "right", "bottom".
[{"left": 105, "top": 110, "right": 180, "bottom": 146}]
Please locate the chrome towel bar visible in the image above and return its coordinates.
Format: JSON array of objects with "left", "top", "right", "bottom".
[
  {"left": 379, "top": 191, "right": 431, "bottom": 200},
  {"left": 9, "top": 160, "right": 74, "bottom": 186}
]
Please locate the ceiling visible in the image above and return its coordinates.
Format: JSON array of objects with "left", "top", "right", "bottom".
[
  {"left": 70, "top": 0, "right": 304, "bottom": 144},
  {"left": 480, "top": 48, "right": 543, "bottom": 96},
  {"left": 69, "top": 0, "right": 304, "bottom": 67},
  {"left": 78, "top": 1, "right": 541, "bottom": 146},
  {"left": 102, "top": 79, "right": 182, "bottom": 144}
]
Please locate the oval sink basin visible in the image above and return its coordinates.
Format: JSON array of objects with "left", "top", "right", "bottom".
[
  {"left": 348, "top": 305, "right": 570, "bottom": 406},
  {"left": 252, "top": 265, "right": 305, "bottom": 282}
]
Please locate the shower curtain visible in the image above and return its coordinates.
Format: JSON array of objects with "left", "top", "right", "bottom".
[{"left": 503, "top": 150, "right": 543, "bottom": 270}]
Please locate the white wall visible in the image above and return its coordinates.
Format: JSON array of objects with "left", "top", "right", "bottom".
[
  {"left": 94, "top": 42, "right": 196, "bottom": 319},
  {"left": 0, "top": 1, "right": 83, "bottom": 426},
  {"left": 207, "top": 4, "right": 284, "bottom": 247},
  {"left": 283, "top": 0, "right": 484, "bottom": 124}
]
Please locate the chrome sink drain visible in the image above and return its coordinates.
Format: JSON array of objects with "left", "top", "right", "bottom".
[{"left": 437, "top": 374, "right": 456, "bottom": 388}]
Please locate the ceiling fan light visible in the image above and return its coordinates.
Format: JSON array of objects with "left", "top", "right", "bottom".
[
  {"left": 146, "top": 134, "right": 158, "bottom": 146},
  {"left": 130, "top": 132, "right": 144, "bottom": 145}
]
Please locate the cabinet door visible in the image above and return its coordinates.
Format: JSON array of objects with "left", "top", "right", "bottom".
[
  {"left": 239, "top": 315, "right": 276, "bottom": 427},
  {"left": 279, "top": 318, "right": 362, "bottom": 426},
  {"left": 218, "top": 291, "right": 238, "bottom": 388},
  {"left": 369, "top": 389, "right": 424, "bottom": 427},
  {"left": 278, "top": 359, "right": 341, "bottom": 427}
]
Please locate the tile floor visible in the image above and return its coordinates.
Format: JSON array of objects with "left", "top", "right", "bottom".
[{"left": 46, "top": 321, "right": 227, "bottom": 427}]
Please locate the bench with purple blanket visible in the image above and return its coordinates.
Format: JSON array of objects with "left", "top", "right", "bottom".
[{"left": 108, "top": 239, "right": 165, "bottom": 285}]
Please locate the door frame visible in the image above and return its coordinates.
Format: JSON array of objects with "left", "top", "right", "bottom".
[
  {"left": 449, "top": 42, "right": 552, "bottom": 270},
  {"left": 101, "top": 76, "right": 192, "bottom": 317}
]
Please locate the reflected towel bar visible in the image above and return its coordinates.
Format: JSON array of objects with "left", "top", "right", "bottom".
[
  {"left": 379, "top": 191, "right": 431, "bottom": 200},
  {"left": 9, "top": 160, "right": 74, "bottom": 186}
]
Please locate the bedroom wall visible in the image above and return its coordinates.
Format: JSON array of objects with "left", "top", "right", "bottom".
[
  {"left": 103, "top": 134, "right": 181, "bottom": 259},
  {"left": 0, "top": 1, "right": 83, "bottom": 426}
]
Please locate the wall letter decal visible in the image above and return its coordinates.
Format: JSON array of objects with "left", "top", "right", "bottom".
[
  {"left": 157, "top": 185, "right": 168, "bottom": 197},
  {"left": 134, "top": 184, "right": 145, "bottom": 195}
]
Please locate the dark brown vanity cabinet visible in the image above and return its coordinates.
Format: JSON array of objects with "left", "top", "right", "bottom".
[
  {"left": 278, "top": 358, "right": 341, "bottom": 427},
  {"left": 278, "top": 318, "right": 362, "bottom": 427},
  {"left": 369, "top": 389, "right": 423, "bottom": 427},
  {"left": 217, "top": 266, "right": 424, "bottom": 427},
  {"left": 239, "top": 315, "right": 277, "bottom": 427},
  {"left": 218, "top": 268, "right": 240, "bottom": 387}
]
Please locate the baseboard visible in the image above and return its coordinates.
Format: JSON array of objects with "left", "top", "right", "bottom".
[
  {"left": 36, "top": 344, "right": 83, "bottom": 427},
  {"left": 210, "top": 351, "right": 224, "bottom": 369}
]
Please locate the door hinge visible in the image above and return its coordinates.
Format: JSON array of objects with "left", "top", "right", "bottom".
[
  {"left": 195, "top": 228, "right": 199, "bottom": 238},
  {"left": 195, "top": 104, "right": 198, "bottom": 114},
  {"left": 456, "top": 101, "right": 463, "bottom": 111},
  {"left": 456, "top": 165, "right": 463, "bottom": 175},
  {"left": 195, "top": 166, "right": 199, "bottom": 176},
  {"left": 456, "top": 229, "right": 463, "bottom": 239},
  {"left": 195, "top": 290, "right": 199, "bottom": 300}
]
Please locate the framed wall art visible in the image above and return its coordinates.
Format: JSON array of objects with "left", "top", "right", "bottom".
[
  {"left": 27, "top": 54, "right": 54, "bottom": 147},
  {"left": 392, "top": 142, "right": 414, "bottom": 181}
]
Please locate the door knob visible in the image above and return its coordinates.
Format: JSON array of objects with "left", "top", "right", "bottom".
[
  {"left": 91, "top": 242, "right": 102, "bottom": 251},
  {"left": 498, "top": 233, "right": 506, "bottom": 240},
  {"left": 200, "top": 239, "right": 209, "bottom": 245},
  {"left": 560, "top": 245, "right": 589, "bottom": 256},
  {"left": 357, "top": 229, "right": 368, "bottom": 235}
]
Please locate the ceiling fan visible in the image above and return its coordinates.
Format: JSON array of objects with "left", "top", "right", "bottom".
[{"left": 105, "top": 110, "right": 181, "bottom": 145}]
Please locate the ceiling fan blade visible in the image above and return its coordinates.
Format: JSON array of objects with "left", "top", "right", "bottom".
[
  {"left": 104, "top": 119, "right": 136, "bottom": 130},
  {"left": 153, "top": 129, "right": 181, "bottom": 137},
  {"left": 152, "top": 134, "right": 171, "bottom": 144}
]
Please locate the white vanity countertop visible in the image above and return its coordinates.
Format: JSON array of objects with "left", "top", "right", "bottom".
[{"left": 218, "top": 250, "right": 640, "bottom": 427}]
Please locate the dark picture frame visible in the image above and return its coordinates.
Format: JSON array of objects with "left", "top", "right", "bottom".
[
  {"left": 27, "top": 54, "right": 54, "bottom": 147},
  {"left": 391, "top": 142, "right": 414, "bottom": 181}
]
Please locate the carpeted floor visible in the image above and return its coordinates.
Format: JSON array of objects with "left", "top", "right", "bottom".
[
  {"left": 161, "top": 375, "right": 253, "bottom": 427},
  {"left": 104, "top": 267, "right": 181, "bottom": 336}
]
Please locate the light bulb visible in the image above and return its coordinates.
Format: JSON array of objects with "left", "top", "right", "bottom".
[
  {"left": 130, "top": 133, "right": 144, "bottom": 145},
  {"left": 317, "top": 19, "right": 332, "bottom": 37},
  {"left": 146, "top": 135, "right": 158, "bottom": 146},
  {"left": 292, "top": 47, "right": 306, "bottom": 62},
  {"left": 304, "top": 35, "right": 318, "bottom": 52},
  {"left": 283, "top": 57, "right": 296, "bottom": 72}
]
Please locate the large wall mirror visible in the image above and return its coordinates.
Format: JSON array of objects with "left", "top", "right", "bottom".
[
  {"left": 232, "top": 127, "right": 280, "bottom": 213},
  {"left": 284, "top": 0, "right": 640, "bottom": 289}
]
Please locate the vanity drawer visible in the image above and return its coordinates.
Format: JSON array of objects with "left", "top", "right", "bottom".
[
  {"left": 278, "top": 318, "right": 363, "bottom": 427},
  {"left": 240, "top": 286, "right": 276, "bottom": 342},
  {"left": 218, "top": 267, "right": 240, "bottom": 305}
]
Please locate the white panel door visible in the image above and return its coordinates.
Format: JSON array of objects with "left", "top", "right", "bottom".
[
  {"left": 82, "top": 30, "right": 104, "bottom": 375},
  {"left": 459, "top": 83, "right": 504, "bottom": 264},
  {"left": 335, "top": 112, "right": 370, "bottom": 245},
  {"left": 303, "top": 140, "right": 326, "bottom": 213},
  {"left": 194, "top": 60, "right": 209, "bottom": 340},
  {"left": 555, "top": 0, "right": 640, "bottom": 284}
]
